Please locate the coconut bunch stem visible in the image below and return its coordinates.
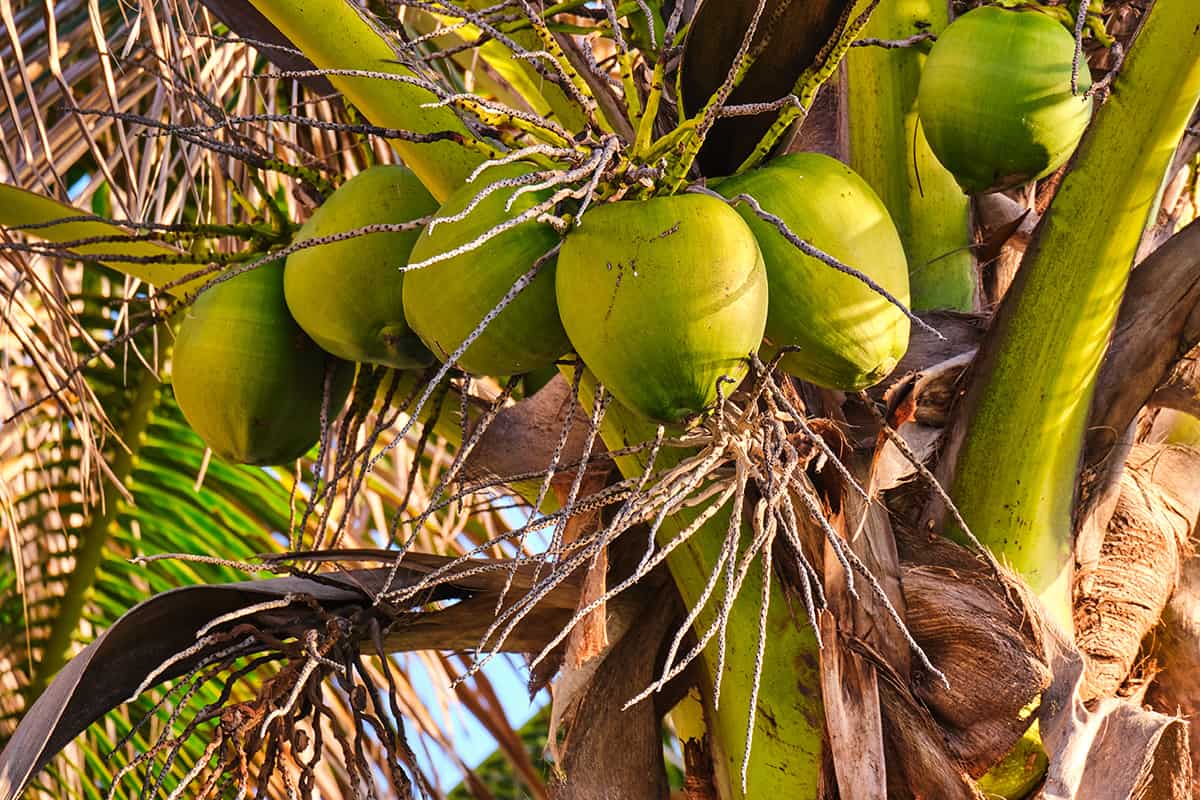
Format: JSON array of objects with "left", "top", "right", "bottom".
[{"left": 335, "top": 354, "right": 942, "bottom": 793}]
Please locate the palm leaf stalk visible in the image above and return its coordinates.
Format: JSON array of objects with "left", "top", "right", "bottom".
[
  {"left": 926, "top": 8, "right": 1200, "bottom": 791},
  {"left": 0, "top": 186, "right": 209, "bottom": 293},
  {"left": 942, "top": 0, "right": 1200, "bottom": 624},
  {"left": 246, "top": 0, "right": 485, "bottom": 201}
]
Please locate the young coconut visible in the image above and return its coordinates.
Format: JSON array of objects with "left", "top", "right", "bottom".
[
  {"left": 556, "top": 194, "right": 768, "bottom": 425},
  {"left": 284, "top": 165, "right": 437, "bottom": 369},
  {"left": 717, "top": 152, "right": 910, "bottom": 390},
  {"left": 917, "top": 5, "right": 1093, "bottom": 194},
  {"left": 173, "top": 261, "right": 352, "bottom": 465},
  {"left": 403, "top": 163, "right": 570, "bottom": 376},
  {"left": 522, "top": 364, "right": 561, "bottom": 396}
]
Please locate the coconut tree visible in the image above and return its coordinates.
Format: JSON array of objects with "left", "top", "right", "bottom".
[{"left": 1, "top": 0, "right": 1200, "bottom": 799}]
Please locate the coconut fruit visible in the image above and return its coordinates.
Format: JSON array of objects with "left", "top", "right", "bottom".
[
  {"left": 917, "top": 6, "right": 1093, "bottom": 194},
  {"left": 717, "top": 152, "right": 910, "bottom": 390},
  {"left": 556, "top": 194, "right": 768, "bottom": 425},
  {"left": 173, "top": 261, "right": 351, "bottom": 465},
  {"left": 522, "top": 364, "right": 560, "bottom": 396},
  {"left": 284, "top": 165, "right": 437, "bottom": 369},
  {"left": 403, "top": 164, "right": 569, "bottom": 376}
]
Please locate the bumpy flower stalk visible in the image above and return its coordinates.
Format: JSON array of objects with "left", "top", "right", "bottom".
[{"left": 734, "top": 0, "right": 880, "bottom": 175}]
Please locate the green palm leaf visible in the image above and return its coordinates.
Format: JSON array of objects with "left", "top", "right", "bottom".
[{"left": 1, "top": 282, "right": 294, "bottom": 795}]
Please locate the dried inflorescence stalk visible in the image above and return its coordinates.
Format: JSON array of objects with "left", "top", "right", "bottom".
[{"left": 104, "top": 600, "right": 436, "bottom": 800}]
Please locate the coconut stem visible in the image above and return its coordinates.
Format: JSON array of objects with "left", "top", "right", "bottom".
[
  {"left": 570, "top": 371, "right": 826, "bottom": 800},
  {"left": 845, "top": 0, "right": 976, "bottom": 312},
  {"left": 657, "top": 0, "right": 784, "bottom": 193},
  {"left": 428, "top": 0, "right": 592, "bottom": 134}
]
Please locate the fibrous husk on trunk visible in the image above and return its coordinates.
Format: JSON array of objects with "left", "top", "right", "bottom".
[
  {"left": 1075, "top": 445, "right": 1200, "bottom": 701},
  {"left": 1037, "top": 629, "right": 1191, "bottom": 800},
  {"left": 801, "top": 374, "right": 1198, "bottom": 798},
  {"left": 896, "top": 528, "right": 1051, "bottom": 775},
  {"left": 894, "top": 523, "right": 1193, "bottom": 800},
  {"left": 874, "top": 665, "right": 985, "bottom": 800},
  {"left": 1145, "top": 555, "right": 1200, "bottom": 799}
]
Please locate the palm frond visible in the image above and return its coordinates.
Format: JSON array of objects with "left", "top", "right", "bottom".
[
  {"left": 1, "top": 1, "right": 546, "bottom": 795},
  {"left": 2, "top": 265, "right": 541, "bottom": 800}
]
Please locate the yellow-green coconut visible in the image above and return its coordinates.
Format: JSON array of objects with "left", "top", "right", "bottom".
[
  {"left": 284, "top": 165, "right": 437, "bottom": 368},
  {"left": 717, "top": 152, "right": 910, "bottom": 390},
  {"left": 917, "top": 6, "right": 1093, "bottom": 194},
  {"left": 403, "top": 164, "right": 570, "bottom": 376},
  {"left": 556, "top": 194, "right": 768, "bottom": 425},
  {"left": 173, "top": 261, "right": 351, "bottom": 465}
]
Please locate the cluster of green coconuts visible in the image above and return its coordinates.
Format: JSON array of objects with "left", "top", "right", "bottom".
[{"left": 170, "top": 4, "right": 1093, "bottom": 466}]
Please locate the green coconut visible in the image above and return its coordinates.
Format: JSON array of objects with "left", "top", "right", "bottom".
[
  {"left": 556, "top": 194, "right": 768, "bottom": 425},
  {"left": 173, "top": 260, "right": 352, "bottom": 465},
  {"left": 403, "top": 163, "right": 569, "bottom": 376},
  {"left": 522, "top": 364, "right": 561, "bottom": 396},
  {"left": 717, "top": 152, "right": 910, "bottom": 390},
  {"left": 284, "top": 165, "right": 437, "bottom": 369},
  {"left": 917, "top": 6, "right": 1093, "bottom": 194}
]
